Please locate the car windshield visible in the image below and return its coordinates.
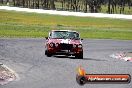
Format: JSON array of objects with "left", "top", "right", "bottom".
[{"left": 50, "top": 31, "right": 80, "bottom": 39}]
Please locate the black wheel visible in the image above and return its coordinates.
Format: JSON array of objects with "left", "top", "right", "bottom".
[
  {"left": 45, "top": 50, "right": 52, "bottom": 57},
  {"left": 75, "top": 52, "right": 83, "bottom": 59}
]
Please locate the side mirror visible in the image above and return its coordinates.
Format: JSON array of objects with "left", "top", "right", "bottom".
[{"left": 45, "top": 37, "right": 48, "bottom": 40}]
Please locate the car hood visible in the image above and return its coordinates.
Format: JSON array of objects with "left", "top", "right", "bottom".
[{"left": 48, "top": 39, "right": 82, "bottom": 45}]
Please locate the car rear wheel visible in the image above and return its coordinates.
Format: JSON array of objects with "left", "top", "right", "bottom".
[{"left": 45, "top": 50, "right": 52, "bottom": 57}]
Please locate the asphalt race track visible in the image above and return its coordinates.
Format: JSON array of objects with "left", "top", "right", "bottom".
[{"left": 0, "top": 38, "right": 132, "bottom": 88}]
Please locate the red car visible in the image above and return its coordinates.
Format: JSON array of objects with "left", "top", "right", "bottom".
[{"left": 45, "top": 30, "right": 83, "bottom": 59}]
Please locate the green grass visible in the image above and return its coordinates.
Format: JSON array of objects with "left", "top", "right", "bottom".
[{"left": 0, "top": 10, "right": 132, "bottom": 39}]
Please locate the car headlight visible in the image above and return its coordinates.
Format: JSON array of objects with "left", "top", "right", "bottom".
[
  {"left": 78, "top": 44, "right": 82, "bottom": 48},
  {"left": 73, "top": 44, "right": 77, "bottom": 48},
  {"left": 49, "top": 43, "right": 54, "bottom": 47},
  {"left": 55, "top": 43, "right": 59, "bottom": 47}
]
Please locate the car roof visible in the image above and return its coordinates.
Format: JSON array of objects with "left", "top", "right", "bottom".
[{"left": 51, "top": 30, "right": 78, "bottom": 33}]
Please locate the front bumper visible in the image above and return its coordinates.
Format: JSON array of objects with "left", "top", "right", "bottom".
[
  {"left": 55, "top": 50, "right": 76, "bottom": 55},
  {"left": 47, "top": 47, "right": 83, "bottom": 56}
]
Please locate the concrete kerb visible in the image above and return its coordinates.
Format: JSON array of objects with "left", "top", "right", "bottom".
[
  {"left": 110, "top": 52, "right": 132, "bottom": 62},
  {"left": 0, "top": 63, "right": 19, "bottom": 85}
]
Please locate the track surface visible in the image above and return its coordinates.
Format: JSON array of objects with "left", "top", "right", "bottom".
[{"left": 0, "top": 38, "right": 132, "bottom": 88}]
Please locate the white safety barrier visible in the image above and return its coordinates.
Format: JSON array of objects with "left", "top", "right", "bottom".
[{"left": 0, "top": 6, "right": 132, "bottom": 20}]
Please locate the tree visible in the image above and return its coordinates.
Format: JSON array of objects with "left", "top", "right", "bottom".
[
  {"left": 22, "top": 0, "right": 25, "bottom": 7},
  {"left": 13, "top": 0, "right": 16, "bottom": 6},
  {"left": 50, "top": 0, "right": 56, "bottom": 9},
  {"left": 1, "top": 0, "right": 4, "bottom": 4},
  {"left": 84, "top": 0, "right": 88, "bottom": 13},
  {"left": 108, "top": 0, "right": 111, "bottom": 13}
]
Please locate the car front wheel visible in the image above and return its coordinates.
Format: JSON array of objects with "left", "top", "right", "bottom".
[
  {"left": 45, "top": 50, "right": 52, "bottom": 57},
  {"left": 75, "top": 52, "right": 83, "bottom": 59}
]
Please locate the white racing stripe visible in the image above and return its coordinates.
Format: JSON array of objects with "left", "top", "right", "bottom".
[{"left": 60, "top": 39, "right": 70, "bottom": 44}]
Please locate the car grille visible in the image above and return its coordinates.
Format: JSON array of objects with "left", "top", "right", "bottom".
[{"left": 60, "top": 43, "right": 73, "bottom": 50}]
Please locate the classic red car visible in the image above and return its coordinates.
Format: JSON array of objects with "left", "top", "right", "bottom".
[{"left": 45, "top": 30, "right": 83, "bottom": 59}]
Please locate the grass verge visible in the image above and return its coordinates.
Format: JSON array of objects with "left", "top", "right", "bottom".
[{"left": 0, "top": 10, "right": 132, "bottom": 39}]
